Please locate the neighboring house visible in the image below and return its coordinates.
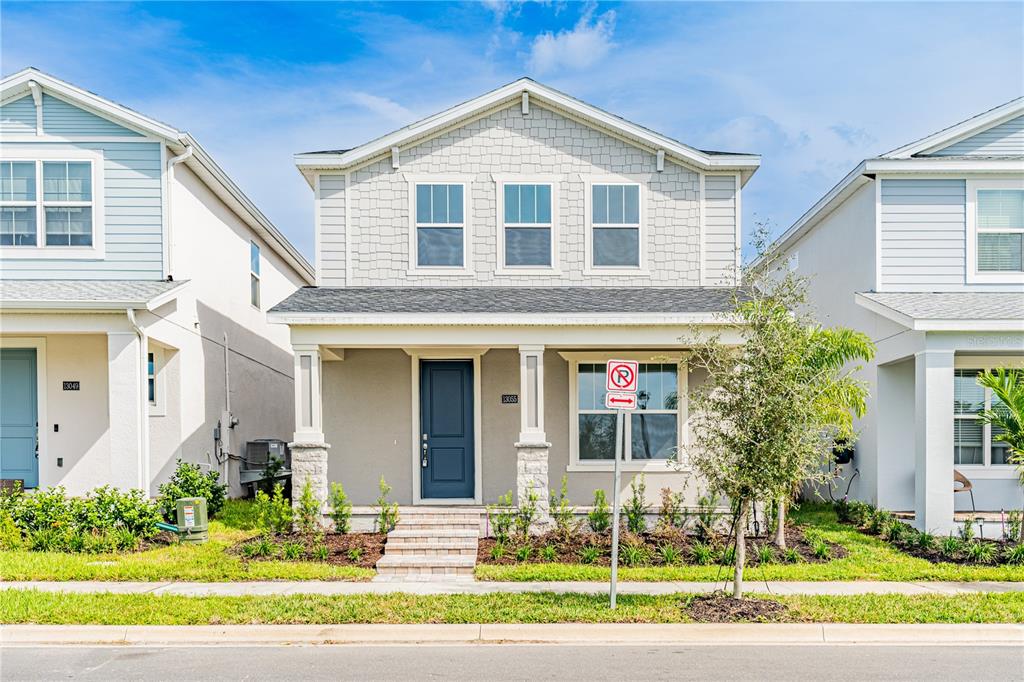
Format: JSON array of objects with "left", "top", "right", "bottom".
[
  {"left": 269, "top": 79, "right": 760, "bottom": 522},
  {"left": 762, "top": 98, "right": 1024, "bottom": 534},
  {"left": 0, "top": 68, "right": 314, "bottom": 497}
]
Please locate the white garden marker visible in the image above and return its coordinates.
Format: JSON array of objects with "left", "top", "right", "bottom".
[{"left": 605, "top": 360, "right": 638, "bottom": 610}]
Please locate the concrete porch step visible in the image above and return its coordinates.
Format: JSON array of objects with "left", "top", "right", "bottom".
[
  {"left": 375, "top": 554, "right": 476, "bottom": 577},
  {"left": 384, "top": 543, "right": 477, "bottom": 557},
  {"left": 386, "top": 528, "right": 481, "bottom": 541},
  {"left": 396, "top": 520, "right": 481, "bottom": 531}
]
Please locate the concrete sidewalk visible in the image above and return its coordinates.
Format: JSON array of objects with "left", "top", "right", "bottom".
[
  {"left": 2, "top": 623, "right": 1022, "bottom": 647},
  {"left": 3, "top": 580, "right": 1024, "bottom": 596}
]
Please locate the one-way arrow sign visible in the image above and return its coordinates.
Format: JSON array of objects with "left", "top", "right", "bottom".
[{"left": 605, "top": 392, "right": 637, "bottom": 410}]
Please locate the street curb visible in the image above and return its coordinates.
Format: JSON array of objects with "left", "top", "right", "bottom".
[{"left": 2, "top": 624, "right": 1022, "bottom": 646}]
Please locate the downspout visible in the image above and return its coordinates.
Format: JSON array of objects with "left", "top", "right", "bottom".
[
  {"left": 164, "top": 144, "right": 194, "bottom": 279},
  {"left": 222, "top": 332, "right": 232, "bottom": 491},
  {"left": 126, "top": 309, "right": 150, "bottom": 493}
]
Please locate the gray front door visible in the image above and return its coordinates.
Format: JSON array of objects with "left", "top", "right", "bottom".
[
  {"left": 420, "top": 360, "right": 474, "bottom": 499},
  {"left": 0, "top": 348, "right": 38, "bottom": 488}
]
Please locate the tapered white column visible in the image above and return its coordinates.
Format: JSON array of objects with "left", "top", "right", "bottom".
[{"left": 914, "top": 349, "right": 955, "bottom": 535}]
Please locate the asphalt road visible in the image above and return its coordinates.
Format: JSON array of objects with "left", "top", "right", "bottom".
[{"left": 2, "top": 645, "right": 1022, "bottom": 681}]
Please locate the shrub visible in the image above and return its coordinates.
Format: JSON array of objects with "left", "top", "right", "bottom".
[
  {"left": 0, "top": 510, "right": 22, "bottom": 550},
  {"left": 657, "top": 487, "right": 685, "bottom": 530},
  {"left": 373, "top": 476, "right": 400, "bottom": 533},
  {"left": 782, "top": 548, "right": 801, "bottom": 563},
  {"left": 311, "top": 543, "right": 330, "bottom": 561},
  {"left": 914, "top": 531, "right": 937, "bottom": 551},
  {"left": 540, "top": 544, "right": 558, "bottom": 561},
  {"left": 657, "top": 543, "right": 681, "bottom": 566},
  {"left": 254, "top": 483, "right": 292, "bottom": 534},
  {"left": 588, "top": 489, "right": 611, "bottom": 533},
  {"left": 280, "top": 541, "right": 304, "bottom": 560},
  {"left": 515, "top": 544, "right": 532, "bottom": 562},
  {"left": 490, "top": 542, "right": 506, "bottom": 561},
  {"left": 487, "top": 491, "right": 515, "bottom": 543},
  {"left": 695, "top": 494, "right": 719, "bottom": 541},
  {"left": 958, "top": 518, "right": 977, "bottom": 542},
  {"left": 882, "top": 518, "right": 910, "bottom": 544},
  {"left": 243, "top": 536, "right": 276, "bottom": 558},
  {"left": 515, "top": 488, "right": 539, "bottom": 539},
  {"left": 549, "top": 476, "right": 575, "bottom": 534},
  {"left": 295, "top": 479, "right": 322, "bottom": 535},
  {"left": 347, "top": 547, "right": 363, "bottom": 562},
  {"left": 965, "top": 540, "right": 996, "bottom": 564},
  {"left": 721, "top": 545, "right": 737, "bottom": 565},
  {"left": 623, "top": 474, "right": 650, "bottom": 534},
  {"left": 1002, "top": 543, "right": 1024, "bottom": 565},
  {"left": 1008, "top": 510, "right": 1023, "bottom": 543},
  {"left": 328, "top": 482, "right": 352, "bottom": 534},
  {"left": 811, "top": 540, "right": 831, "bottom": 560},
  {"left": 620, "top": 541, "right": 650, "bottom": 567},
  {"left": 690, "top": 541, "right": 714, "bottom": 565},
  {"left": 755, "top": 543, "right": 775, "bottom": 565},
  {"left": 867, "top": 508, "right": 893, "bottom": 535},
  {"left": 847, "top": 500, "right": 876, "bottom": 527},
  {"left": 157, "top": 460, "right": 227, "bottom": 518},
  {"left": 940, "top": 535, "right": 963, "bottom": 558},
  {"left": 579, "top": 544, "right": 601, "bottom": 564}
]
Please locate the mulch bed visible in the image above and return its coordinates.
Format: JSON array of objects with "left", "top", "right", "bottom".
[
  {"left": 685, "top": 594, "right": 790, "bottom": 623},
  {"left": 477, "top": 524, "right": 845, "bottom": 567},
  {"left": 841, "top": 517, "right": 1017, "bottom": 566},
  {"left": 233, "top": 532, "right": 385, "bottom": 568}
]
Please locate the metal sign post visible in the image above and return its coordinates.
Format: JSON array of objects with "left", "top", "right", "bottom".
[
  {"left": 610, "top": 408, "right": 624, "bottom": 610},
  {"left": 605, "top": 359, "right": 637, "bottom": 610}
]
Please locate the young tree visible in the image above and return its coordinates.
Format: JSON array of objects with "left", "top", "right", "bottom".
[
  {"left": 684, "top": 226, "right": 875, "bottom": 597},
  {"left": 977, "top": 369, "right": 1024, "bottom": 541}
]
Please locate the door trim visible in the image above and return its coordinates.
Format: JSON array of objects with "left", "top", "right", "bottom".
[
  {"left": 407, "top": 349, "right": 485, "bottom": 505},
  {"left": 0, "top": 338, "right": 47, "bottom": 488}
]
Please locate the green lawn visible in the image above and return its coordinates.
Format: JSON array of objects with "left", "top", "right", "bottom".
[
  {"left": 0, "top": 501, "right": 374, "bottom": 582},
  {"left": 475, "top": 505, "right": 1024, "bottom": 582},
  {"left": 2, "top": 589, "right": 1022, "bottom": 624}
]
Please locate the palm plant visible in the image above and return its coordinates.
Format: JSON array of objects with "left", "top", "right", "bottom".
[{"left": 977, "top": 369, "right": 1024, "bottom": 541}]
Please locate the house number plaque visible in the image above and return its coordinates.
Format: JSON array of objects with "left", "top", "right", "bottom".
[{"left": 501, "top": 394, "right": 519, "bottom": 404}]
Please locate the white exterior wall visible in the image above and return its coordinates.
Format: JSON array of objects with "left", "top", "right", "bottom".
[{"left": 316, "top": 103, "right": 735, "bottom": 287}]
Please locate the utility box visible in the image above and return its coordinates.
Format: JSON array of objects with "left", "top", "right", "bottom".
[{"left": 175, "top": 497, "right": 209, "bottom": 544}]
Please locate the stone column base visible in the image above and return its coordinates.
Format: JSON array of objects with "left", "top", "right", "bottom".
[
  {"left": 516, "top": 442, "right": 552, "bottom": 532},
  {"left": 289, "top": 442, "right": 331, "bottom": 521}
]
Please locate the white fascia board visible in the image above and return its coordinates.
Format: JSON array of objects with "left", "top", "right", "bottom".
[
  {"left": 883, "top": 97, "right": 1024, "bottom": 159},
  {"left": 267, "top": 311, "right": 737, "bottom": 327},
  {"left": 854, "top": 293, "right": 916, "bottom": 330},
  {"left": 294, "top": 79, "right": 760, "bottom": 176},
  {"left": 853, "top": 293, "right": 1024, "bottom": 332},
  {"left": 864, "top": 158, "right": 1024, "bottom": 174},
  {"left": 0, "top": 282, "right": 189, "bottom": 312},
  {"left": 145, "top": 281, "right": 190, "bottom": 311}
]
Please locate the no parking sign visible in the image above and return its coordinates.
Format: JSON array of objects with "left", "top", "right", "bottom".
[{"left": 605, "top": 359, "right": 638, "bottom": 393}]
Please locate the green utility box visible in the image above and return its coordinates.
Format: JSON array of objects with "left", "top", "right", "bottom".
[{"left": 174, "top": 497, "right": 209, "bottom": 543}]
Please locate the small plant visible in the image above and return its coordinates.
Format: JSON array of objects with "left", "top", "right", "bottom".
[
  {"left": 258, "top": 455, "right": 286, "bottom": 495},
  {"left": 882, "top": 518, "right": 909, "bottom": 544},
  {"left": 811, "top": 540, "right": 831, "bottom": 560},
  {"left": 867, "top": 508, "right": 893, "bottom": 535},
  {"left": 721, "top": 545, "right": 737, "bottom": 565},
  {"left": 657, "top": 487, "right": 685, "bottom": 530},
  {"left": 515, "top": 544, "right": 532, "bottom": 562},
  {"left": 623, "top": 474, "right": 650, "bottom": 534},
  {"left": 490, "top": 542, "right": 506, "bottom": 561},
  {"left": 1007, "top": 510, "right": 1023, "bottom": 543},
  {"left": 690, "top": 541, "right": 714, "bottom": 565},
  {"left": 515, "top": 488, "right": 539, "bottom": 539},
  {"left": 579, "top": 544, "right": 601, "bottom": 564},
  {"left": 549, "top": 476, "right": 575, "bottom": 535},
  {"left": 111, "top": 527, "right": 139, "bottom": 552},
  {"left": 1002, "top": 543, "right": 1024, "bottom": 565},
  {"left": 254, "top": 483, "right": 293, "bottom": 534},
  {"left": 243, "top": 536, "right": 276, "bottom": 558},
  {"left": 540, "top": 544, "right": 558, "bottom": 561},
  {"left": 0, "top": 510, "right": 23, "bottom": 550},
  {"left": 280, "top": 541, "right": 304, "bottom": 560},
  {"left": 694, "top": 493, "right": 719, "bottom": 541},
  {"left": 964, "top": 540, "right": 996, "bottom": 564},
  {"left": 847, "top": 500, "right": 876, "bottom": 527},
  {"left": 755, "top": 543, "right": 775, "bottom": 565},
  {"left": 157, "top": 459, "right": 228, "bottom": 518},
  {"left": 487, "top": 491, "right": 515, "bottom": 543},
  {"left": 914, "top": 531, "right": 937, "bottom": 551},
  {"left": 328, "top": 482, "right": 352, "bottom": 534},
  {"left": 373, "top": 476, "right": 400, "bottom": 533},
  {"left": 347, "top": 546, "right": 363, "bottom": 562},
  {"left": 311, "top": 543, "right": 330, "bottom": 561},
  {"left": 782, "top": 548, "right": 801, "bottom": 563},
  {"left": 958, "top": 518, "right": 977, "bottom": 542},
  {"left": 295, "top": 479, "right": 322, "bottom": 536},
  {"left": 588, "top": 489, "right": 611, "bottom": 533},
  {"left": 620, "top": 541, "right": 650, "bottom": 567},
  {"left": 657, "top": 543, "right": 681, "bottom": 566},
  {"left": 940, "top": 535, "right": 963, "bottom": 558}
]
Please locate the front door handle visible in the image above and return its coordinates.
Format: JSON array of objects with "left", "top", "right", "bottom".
[{"left": 421, "top": 441, "right": 428, "bottom": 467}]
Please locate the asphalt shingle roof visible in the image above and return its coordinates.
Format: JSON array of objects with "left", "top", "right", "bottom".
[
  {"left": 859, "top": 291, "right": 1024, "bottom": 321},
  {"left": 271, "top": 287, "right": 739, "bottom": 315},
  {"left": 0, "top": 279, "right": 186, "bottom": 307}
]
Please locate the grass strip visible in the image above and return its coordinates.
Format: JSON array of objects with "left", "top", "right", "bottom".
[{"left": 2, "top": 590, "right": 1023, "bottom": 625}]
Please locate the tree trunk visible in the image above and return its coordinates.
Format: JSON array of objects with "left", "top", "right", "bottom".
[
  {"left": 774, "top": 497, "right": 787, "bottom": 550},
  {"left": 733, "top": 501, "right": 747, "bottom": 599}
]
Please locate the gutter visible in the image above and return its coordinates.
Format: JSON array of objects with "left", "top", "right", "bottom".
[{"left": 125, "top": 309, "right": 150, "bottom": 493}]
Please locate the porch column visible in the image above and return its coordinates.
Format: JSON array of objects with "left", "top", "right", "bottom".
[
  {"left": 290, "top": 345, "right": 329, "bottom": 517},
  {"left": 516, "top": 345, "right": 551, "bottom": 529},
  {"left": 107, "top": 332, "right": 144, "bottom": 491},
  {"left": 914, "top": 349, "right": 956, "bottom": 535}
]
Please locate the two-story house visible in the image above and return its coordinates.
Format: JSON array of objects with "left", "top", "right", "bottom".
[
  {"left": 269, "top": 79, "right": 760, "bottom": 542},
  {"left": 762, "top": 98, "right": 1024, "bottom": 534},
  {"left": 0, "top": 69, "right": 314, "bottom": 497}
]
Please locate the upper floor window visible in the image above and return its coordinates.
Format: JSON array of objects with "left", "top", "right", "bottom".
[
  {"left": 415, "top": 183, "right": 464, "bottom": 267},
  {"left": 977, "top": 189, "right": 1023, "bottom": 273},
  {"left": 591, "top": 183, "right": 640, "bottom": 268},
  {"left": 0, "top": 159, "right": 95, "bottom": 249},
  {"left": 503, "top": 183, "right": 552, "bottom": 267},
  {"left": 250, "top": 241, "right": 261, "bottom": 308}
]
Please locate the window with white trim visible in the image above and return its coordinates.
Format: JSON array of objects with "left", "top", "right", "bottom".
[
  {"left": 502, "top": 183, "right": 552, "bottom": 267},
  {"left": 976, "top": 189, "right": 1023, "bottom": 273},
  {"left": 147, "top": 352, "right": 156, "bottom": 404},
  {"left": 250, "top": 241, "right": 261, "bottom": 309},
  {"left": 954, "top": 368, "right": 1012, "bottom": 467},
  {"left": 592, "top": 183, "right": 640, "bottom": 267},
  {"left": 0, "top": 160, "right": 94, "bottom": 247},
  {"left": 415, "top": 183, "right": 464, "bottom": 267},
  {"left": 576, "top": 362, "right": 679, "bottom": 462}
]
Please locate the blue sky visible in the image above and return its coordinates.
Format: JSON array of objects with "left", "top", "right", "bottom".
[{"left": 3, "top": 1, "right": 1022, "bottom": 261}]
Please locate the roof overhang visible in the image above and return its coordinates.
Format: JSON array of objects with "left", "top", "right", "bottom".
[
  {"left": 854, "top": 292, "right": 1024, "bottom": 332},
  {"left": 0, "top": 280, "right": 189, "bottom": 312},
  {"left": 294, "top": 79, "right": 760, "bottom": 186},
  {"left": 883, "top": 97, "right": 1024, "bottom": 158},
  {"left": 268, "top": 311, "right": 735, "bottom": 327}
]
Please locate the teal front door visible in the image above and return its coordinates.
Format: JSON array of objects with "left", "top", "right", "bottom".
[
  {"left": 0, "top": 349, "right": 38, "bottom": 488},
  {"left": 420, "top": 360, "right": 474, "bottom": 499}
]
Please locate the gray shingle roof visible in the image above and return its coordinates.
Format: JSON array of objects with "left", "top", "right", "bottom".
[
  {"left": 0, "top": 279, "right": 187, "bottom": 308},
  {"left": 859, "top": 291, "right": 1024, "bottom": 321},
  {"left": 271, "top": 287, "right": 739, "bottom": 315}
]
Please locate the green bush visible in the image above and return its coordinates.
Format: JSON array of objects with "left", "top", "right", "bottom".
[
  {"left": 157, "top": 460, "right": 227, "bottom": 518},
  {"left": 588, "top": 489, "right": 611, "bottom": 533},
  {"left": 620, "top": 540, "right": 650, "bottom": 567},
  {"left": 0, "top": 510, "right": 22, "bottom": 550},
  {"left": 487, "top": 491, "right": 515, "bottom": 543},
  {"left": 514, "top": 544, "right": 532, "bottom": 562},
  {"left": 579, "top": 544, "right": 600, "bottom": 564},
  {"left": 756, "top": 543, "right": 776, "bottom": 565},
  {"left": 657, "top": 543, "right": 681, "bottom": 566},
  {"left": 490, "top": 542, "right": 506, "bottom": 561},
  {"left": 1002, "top": 543, "right": 1024, "bottom": 565},
  {"left": 311, "top": 543, "right": 330, "bottom": 561},
  {"left": 280, "top": 541, "right": 304, "bottom": 560},
  {"left": 295, "top": 479, "right": 322, "bottom": 535},
  {"left": 940, "top": 535, "right": 963, "bottom": 558},
  {"left": 328, "top": 482, "right": 352, "bottom": 534},
  {"left": 657, "top": 487, "right": 685, "bottom": 530},
  {"left": 965, "top": 540, "right": 996, "bottom": 564},
  {"left": 347, "top": 546, "right": 363, "bottom": 562},
  {"left": 373, "top": 476, "right": 400, "bottom": 533},
  {"left": 540, "top": 544, "right": 557, "bottom": 561},
  {"left": 254, "top": 483, "right": 292, "bottom": 534},
  {"left": 549, "top": 476, "right": 575, "bottom": 534},
  {"left": 623, "top": 474, "right": 650, "bottom": 534},
  {"left": 690, "top": 541, "right": 714, "bottom": 565},
  {"left": 515, "top": 488, "right": 538, "bottom": 539}
]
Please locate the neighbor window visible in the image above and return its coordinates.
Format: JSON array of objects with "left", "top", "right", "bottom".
[
  {"left": 592, "top": 183, "right": 640, "bottom": 267},
  {"left": 147, "top": 352, "right": 156, "bottom": 404},
  {"left": 250, "top": 241, "right": 261, "bottom": 308},
  {"left": 576, "top": 362, "right": 679, "bottom": 462},
  {"left": 503, "top": 183, "right": 552, "bottom": 267},
  {"left": 0, "top": 160, "right": 94, "bottom": 248},
  {"left": 954, "top": 368, "right": 1012, "bottom": 467},
  {"left": 976, "top": 189, "right": 1024, "bottom": 273},
  {"left": 415, "top": 183, "right": 464, "bottom": 267}
]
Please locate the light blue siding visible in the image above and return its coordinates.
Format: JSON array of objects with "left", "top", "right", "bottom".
[
  {"left": 879, "top": 179, "right": 966, "bottom": 287},
  {"left": 929, "top": 115, "right": 1024, "bottom": 157},
  {"left": 41, "top": 94, "right": 143, "bottom": 138},
  {"left": 0, "top": 141, "right": 164, "bottom": 279},
  {"left": 0, "top": 95, "right": 36, "bottom": 135}
]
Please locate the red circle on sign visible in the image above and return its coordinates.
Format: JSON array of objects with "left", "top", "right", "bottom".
[{"left": 609, "top": 364, "right": 634, "bottom": 388}]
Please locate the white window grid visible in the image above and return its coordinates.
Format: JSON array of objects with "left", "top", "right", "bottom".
[{"left": 0, "top": 159, "right": 95, "bottom": 249}]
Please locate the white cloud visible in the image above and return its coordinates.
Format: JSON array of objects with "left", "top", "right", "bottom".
[
  {"left": 527, "top": 4, "right": 615, "bottom": 74},
  {"left": 349, "top": 92, "right": 416, "bottom": 124}
]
